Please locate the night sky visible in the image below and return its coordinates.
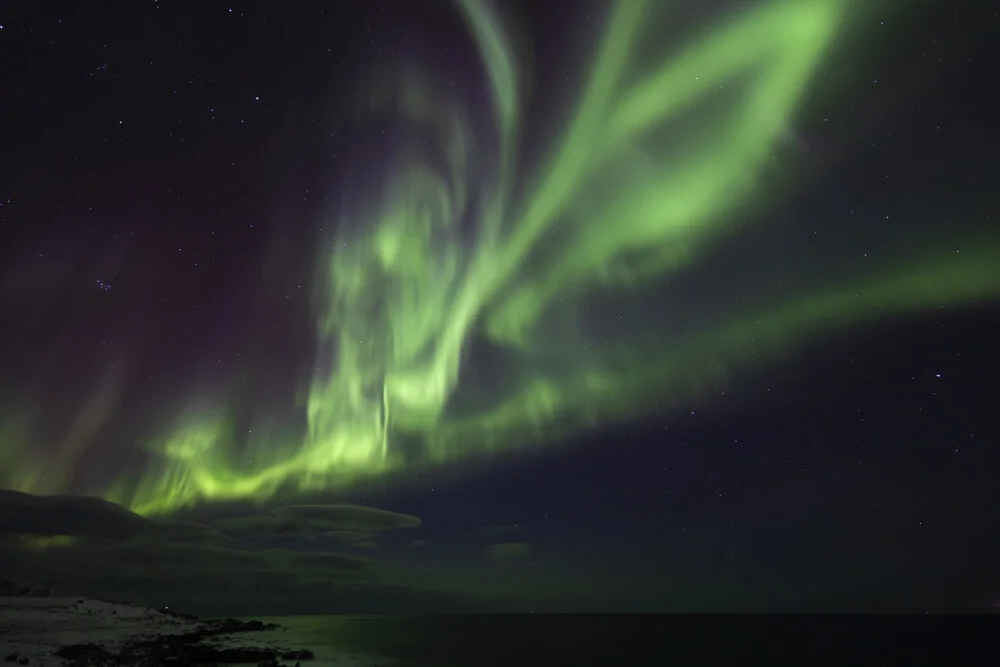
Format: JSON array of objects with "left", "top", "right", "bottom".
[{"left": 1, "top": 0, "right": 999, "bottom": 615}]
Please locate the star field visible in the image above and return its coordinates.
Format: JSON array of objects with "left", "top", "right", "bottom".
[{"left": 0, "top": 0, "right": 998, "bottom": 615}]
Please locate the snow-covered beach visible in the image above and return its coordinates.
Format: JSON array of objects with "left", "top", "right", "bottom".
[
  {"left": 1, "top": 596, "right": 196, "bottom": 666},
  {"left": 0, "top": 595, "right": 312, "bottom": 667}
]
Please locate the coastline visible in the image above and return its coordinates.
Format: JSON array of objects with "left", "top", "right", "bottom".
[{"left": 0, "top": 596, "right": 314, "bottom": 667}]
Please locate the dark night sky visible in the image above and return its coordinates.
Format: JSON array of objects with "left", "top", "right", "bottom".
[{"left": 1, "top": 0, "right": 999, "bottom": 615}]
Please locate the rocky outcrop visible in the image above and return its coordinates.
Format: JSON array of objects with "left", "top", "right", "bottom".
[
  {"left": 54, "top": 619, "right": 314, "bottom": 667},
  {"left": 0, "top": 596, "right": 314, "bottom": 667}
]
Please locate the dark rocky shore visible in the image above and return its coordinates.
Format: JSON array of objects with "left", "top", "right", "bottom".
[
  {"left": 47, "top": 618, "right": 314, "bottom": 667},
  {"left": 0, "top": 586, "right": 315, "bottom": 667}
]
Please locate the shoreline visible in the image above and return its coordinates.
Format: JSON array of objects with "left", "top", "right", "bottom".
[{"left": 0, "top": 596, "right": 314, "bottom": 667}]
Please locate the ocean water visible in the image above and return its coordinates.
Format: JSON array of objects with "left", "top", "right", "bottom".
[{"left": 229, "top": 614, "right": 1000, "bottom": 667}]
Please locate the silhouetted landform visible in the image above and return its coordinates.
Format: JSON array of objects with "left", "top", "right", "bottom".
[
  {"left": 0, "top": 594, "right": 314, "bottom": 667},
  {"left": 0, "top": 581, "right": 51, "bottom": 598}
]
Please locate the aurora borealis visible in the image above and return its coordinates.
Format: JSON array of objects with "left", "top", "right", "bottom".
[
  {"left": 2, "top": 0, "right": 1000, "bottom": 615},
  {"left": 5, "top": 0, "right": 1000, "bottom": 512}
]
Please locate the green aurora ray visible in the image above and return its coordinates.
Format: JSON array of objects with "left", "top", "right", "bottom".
[{"left": 6, "top": 0, "right": 1000, "bottom": 515}]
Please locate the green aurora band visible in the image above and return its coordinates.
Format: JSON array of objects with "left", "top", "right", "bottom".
[{"left": 5, "top": 0, "right": 1000, "bottom": 515}]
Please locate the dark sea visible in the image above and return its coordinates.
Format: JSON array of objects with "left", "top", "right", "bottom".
[{"left": 227, "top": 614, "right": 1000, "bottom": 667}]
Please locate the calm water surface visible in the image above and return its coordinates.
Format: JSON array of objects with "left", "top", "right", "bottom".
[{"left": 228, "top": 614, "right": 998, "bottom": 667}]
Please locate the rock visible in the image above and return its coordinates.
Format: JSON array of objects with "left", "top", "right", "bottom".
[
  {"left": 281, "top": 650, "right": 314, "bottom": 661},
  {"left": 28, "top": 598, "right": 301, "bottom": 667},
  {"left": 202, "top": 617, "right": 279, "bottom": 635},
  {"left": 54, "top": 643, "right": 117, "bottom": 667}
]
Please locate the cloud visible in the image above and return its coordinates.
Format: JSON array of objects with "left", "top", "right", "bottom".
[
  {"left": 322, "top": 529, "right": 376, "bottom": 545},
  {"left": 208, "top": 503, "right": 421, "bottom": 541},
  {"left": 212, "top": 503, "right": 420, "bottom": 549},
  {"left": 150, "top": 518, "right": 228, "bottom": 544},
  {"left": 486, "top": 542, "right": 533, "bottom": 560},
  {"left": 0, "top": 530, "right": 383, "bottom": 610},
  {"left": 276, "top": 504, "right": 421, "bottom": 531},
  {"left": 289, "top": 549, "right": 372, "bottom": 570},
  {"left": 0, "top": 492, "right": 497, "bottom": 615},
  {"left": 318, "top": 530, "right": 379, "bottom": 549},
  {"left": 214, "top": 515, "right": 304, "bottom": 538}
]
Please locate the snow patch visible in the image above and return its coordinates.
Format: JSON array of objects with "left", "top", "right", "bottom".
[{"left": 0, "top": 597, "right": 202, "bottom": 667}]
